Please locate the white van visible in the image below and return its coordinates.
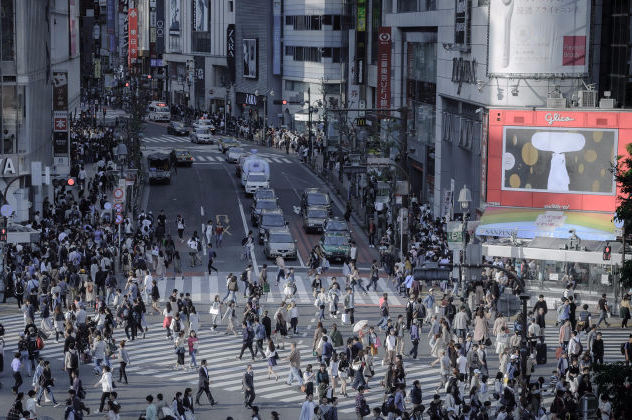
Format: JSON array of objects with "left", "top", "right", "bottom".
[{"left": 147, "top": 101, "right": 171, "bottom": 122}]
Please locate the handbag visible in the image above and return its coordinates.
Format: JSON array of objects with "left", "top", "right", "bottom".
[
  {"left": 555, "top": 346, "right": 563, "bottom": 359},
  {"left": 485, "top": 337, "right": 492, "bottom": 346},
  {"left": 341, "top": 313, "right": 348, "bottom": 324},
  {"left": 209, "top": 307, "right": 219, "bottom": 315},
  {"left": 263, "top": 282, "right": 270, "bottom": 293}
]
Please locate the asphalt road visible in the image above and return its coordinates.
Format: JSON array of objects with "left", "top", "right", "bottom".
[{"left": 141, "top": 120, "right": 379, "bottom": 276}]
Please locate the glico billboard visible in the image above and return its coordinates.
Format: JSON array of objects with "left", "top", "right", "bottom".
[{"left": 486, "top": 109, "right": 632, "bottom": 212}]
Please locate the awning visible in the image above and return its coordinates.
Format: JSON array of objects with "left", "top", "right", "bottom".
[{"left": 475, "top": 206, "right": 616, "bottom": 241}]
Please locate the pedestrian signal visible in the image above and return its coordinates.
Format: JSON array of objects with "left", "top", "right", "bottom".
[
  {"left": 67, "top": 178, "right": 76, "bottom": 186},
  {"left": 603, "top": 245, "right": 611, "bottom": 261}
]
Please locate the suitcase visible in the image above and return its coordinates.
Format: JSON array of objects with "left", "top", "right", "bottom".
[{"left": 536, "top": 343, "right": 547, "bottom": 365}]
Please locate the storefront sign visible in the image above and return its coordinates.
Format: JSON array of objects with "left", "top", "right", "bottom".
[
  {"left": 107, "top": 0, "right": 116, "bottom": 52},
  {"left": 451, "top": 58, "right": 477, "bottom": 94},
  {"left": 128, "top": 8, "right": 138, "bottom": 66},
  {"left": 227, "top": 24, "right": 236, "bottom": 82},
  {"left": 357, "top": 0, "right": 366, "bottom": 32},
  {"left": 454, "top": 0, "right": 471, "bottom": 48},
  {"left": 236, "top": 92, "right": 259, "bottom": 106},
  {"left": 377, "top": 27, "right": 392, "bottom": 116},
  {"left": 544, "top": 112, "right": 575, "bottom": 125},
  {"left": 0, "top": 157, "right": 18, "bottom": 177},
  {"left": 52, "top": 72, "right": 68, "bottom": 111},
  {"left": 273, "top": 1, "right": 282, "bottom": 75},
  {"left": 155, "top": 0, "right": 165, "bottom": 54},
  {"left": 69, "top": 0, "right": 79, "bottom": 57},
  {"left": 119, "top": 12, "right": 128, "bottom": 62}
]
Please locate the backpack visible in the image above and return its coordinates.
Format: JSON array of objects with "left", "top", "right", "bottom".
[
  {"left": 228, "top": 279, "right": 238, "bottom": 291},
  {"left": 36, "top": 336, "right": 45, "bottom": 350},
  {"left": 6, "top": 403, "right": 21, "bottom": 420},
  {"left": 15, "top": 281, "right": 24, "bottom": 295},
  {"left": 246, "top": 327, "right": 254, "bottom": 341},
  {"left": 241, "top": 237, "right": 248, "bottom": 246},
  {"left": 381, "top": 395, "right": 396, "bottom": 415},
  {"left": 70, "top": 352, "right": 79, "bottom": 369}
]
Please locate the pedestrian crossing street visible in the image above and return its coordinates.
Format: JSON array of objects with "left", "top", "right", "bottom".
[
  {"left": 155, "top": 272, "right": 406, "bottom": 307},
  {"left": 2, "top": 308, "right": 630, "bottom": 415}
]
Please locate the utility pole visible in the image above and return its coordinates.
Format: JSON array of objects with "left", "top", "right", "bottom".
[{"left": 308, "top": 86, "right": 313, "bottom": 159}]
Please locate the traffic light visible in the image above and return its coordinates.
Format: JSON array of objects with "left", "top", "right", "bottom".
[
  {"left": 147, "top": 74, "right": 152, "bottom": 79},
  {"left": 0, "top": 217, "right": 7, "bottom": 242},
  {"left": 282, "top": 99, "right": 287, "bottom": 105},
  {"left": 603, "top": 244, "right": 611, "bottom": 261},
  {"left": 125, "top": 82, "right": 130, "bottom": 87},
  {"left": 67, "top": 177, "right": 76, "bottom": 186}
]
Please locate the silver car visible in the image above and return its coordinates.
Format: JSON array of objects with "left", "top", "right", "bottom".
[
  {"left": 226, "top": 147, "right": 246, "bottom": 163},
  {"left": 263, "top": 227, "right": 297, "bottom": 260}
]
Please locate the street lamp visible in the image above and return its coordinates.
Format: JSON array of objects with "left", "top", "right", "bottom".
[
  {"left": 457, "top": 185, "right": 472, "bottom": 291},
  {"left": 255, "top": 89, "right": 274, "bottom": 145}
]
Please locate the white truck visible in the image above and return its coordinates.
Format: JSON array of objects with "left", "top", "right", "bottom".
[{"left": 241, "top": 155, "right": 270, "bottom": 195}]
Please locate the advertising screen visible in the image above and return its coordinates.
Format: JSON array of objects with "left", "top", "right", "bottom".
[
  {"left": 501, "top": 126, "right": 617, "bottom": 194},
  {"left": 487, "top": 110, "right": 632, "bottom": 212},
  {"left": 487, "top": 0, "right": 590, "bottom": 77}
]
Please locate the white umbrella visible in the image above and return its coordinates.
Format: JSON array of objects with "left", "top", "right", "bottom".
[{"left": 353, "top": 320, "right": 368, "bottom": 333}]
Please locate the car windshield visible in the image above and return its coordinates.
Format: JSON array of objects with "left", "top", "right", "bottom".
[
  {"left": 230, "top": 148, "right": 244, "bottom": 154},
  {"left": 248, "top": 173, "right": 267, "bottom": 182},
  {"left": 324, "top": 235, "right": 347, "bottom": 246},
  {"left": 261, "top": 214, "right": 285, "bottom": 227},
  {"left": 257, "top": 201, "right": 277, "bottom": 210},
  {"left": 148, "top": 159, "right": 170, "bottom": 171},
  {"left": 173, "top": 122, "right": 184, "bottom": 128},
  {"left": 255, "top": 190, "right": 275, "bottom": 200},
  {"left": 195, "top": 128, "right": 210, "bottom": 135},
  {"left": 269, "top": 233, "right": 293, "bottom": 243},
  {"left": 197, "top": 120, "right": 211, "bottom": 126},
  {"left": 176, "top": 151, "right": 189, "bottom": 156},
  {"left": 326, "top": 220, "right": 348, "bottom": 231},
  {"left": 307, "top": 209, "right": 327, "bottom": 218},
  {"left": 307, "top": 193, "right": 328, "bottom": 206}
]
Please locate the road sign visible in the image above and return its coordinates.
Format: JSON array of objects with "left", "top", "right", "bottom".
[
  {"left": 447, "top": 221, "right": 464, "bottom": 250},
  {"left": 115, "top": 214, "right": 124, "bottom": 224},
  {"left": 113, "top": 188, "right": 125, "bottom": 203},
  {"left": 114, "top": 203, "right": 123, "bottom": 213}
]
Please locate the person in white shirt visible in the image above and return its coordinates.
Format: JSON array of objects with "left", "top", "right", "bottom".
[
  {"left": 456, "top": 352, "right": 468, "bottom": 380},
  {"left": 143, "top": 271, "right": 153, "bottom": 303},
  {"left": 94, "top": 365, "right": 113, "bottom": 414},
  {"left": 383, "top": 329, "right": 397, "bottom": 366}
]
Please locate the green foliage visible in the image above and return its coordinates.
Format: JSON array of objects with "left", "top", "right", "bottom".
[
  {"left": 592, "top": 362, "right": 632, "bottom": 413},
  {"left": 615, "top": 143, "right": 632, "bottom": 225}
]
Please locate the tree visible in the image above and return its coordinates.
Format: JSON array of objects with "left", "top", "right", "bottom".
[{"left": 615, "top": 142, "right": 632, "bottom": 289}]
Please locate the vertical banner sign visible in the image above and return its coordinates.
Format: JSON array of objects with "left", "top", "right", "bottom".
[
  {"left": 128, "top": 8, "right": 138, "bottom": 67},
  {"left": 377, "top": 27, "right": 392, "bottom": 116},
  {"left": 155, "top": 0, "right": 165, "bottom": 54},
  {"left": 68, "top": 0, "right": 79, "bottom": 57},
  {"left": 107, "top": 0, "right": 116, "bottom": 53},
  {"left": 150, "top": 1, "right": 157, "bottom": 58},
  {"left": 454, "top": 0, "right": 471, "bottom": 48},
  {"left": 169, "top": 0, "right": 181, "bottom": 36},
  {"left": 355, "top": 0, "right": 367, "bottom": 85},
  {"left": 119, "top": 12, "right": 129, "bottom": 66},
  {"left": 272, "top": 1, "right": 282, "bottom": 75},
  {"left": 226, "top": 24, "right": 236, "bottom": 82},
  {"left": 194, "top": 56, "right": 205, "bottom": 108},
  {"left": 52, "top": 72, "right": 70, "bottom": 156}
]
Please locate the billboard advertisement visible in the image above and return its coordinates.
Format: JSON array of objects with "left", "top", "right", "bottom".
[
  {"left": 192, "top": 0, "right": 209, "bottom": 32},
  {"left": 487, "top": 0, "right": 590, "bottom": 77},
  {"left": 128, "top": 8, "right": 138, "bottom": 66},
  {"left": 68, "top": 0, "right": 80, "bottom": 57},
  {"left": 487, "top": 109, "right": 632, "bottom": 212},
  {"left": 242, "top": 39, "right": 257, "bottom": 79},
  {"left": 377, "top": 27, "right": 391, "bottom": 116},
  {"left": 169, "top": 0, "right": 181, "bottom": 36}
]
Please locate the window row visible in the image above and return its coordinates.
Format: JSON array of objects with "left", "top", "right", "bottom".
[
  {"left": 284, "top": 46, "right": 345, "bottom": 63},
  {"left": 285, "top": 15, "right": 344, "bottom": 31}
]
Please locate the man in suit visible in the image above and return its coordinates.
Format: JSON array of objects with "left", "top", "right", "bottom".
[
  {"left": 242, "top": 364, "right": 255, "bottom": 408},
  {"left": 195, "top": 359, "right": 216, "bottom": 406}
]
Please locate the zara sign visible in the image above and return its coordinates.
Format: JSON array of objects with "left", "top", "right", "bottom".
[{"left": 0, "top": 157, "right": 19, "bottom": 177}]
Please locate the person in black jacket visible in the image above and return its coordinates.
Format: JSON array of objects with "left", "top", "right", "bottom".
[
  {"left": 182, "top": 387, "right": 195, "bottom": 414},
  {"left": 410, "top": 380, "right": 423, "bottom": 412},
  {"left": 591, "top": 332, "right": 604, "bottom": 365},
  {"left": 195, "top": 359, "right": 216, "bottom": 406},
  {"left": 242, "top": 364, "right": 255, "bottom": 408},
  {"left": 533, "top": 295, "right": 548, "bottom": 329}
]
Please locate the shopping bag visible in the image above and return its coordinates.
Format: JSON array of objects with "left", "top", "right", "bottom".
[
  {"left": 263, "top": 282, "right": 270, "bottom": 293},
  {"left": 341, "top": 313, "right": 348, "bottom": 324}
]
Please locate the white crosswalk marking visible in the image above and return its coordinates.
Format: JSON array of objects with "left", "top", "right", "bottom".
[
  {"left": 143, "top": 135, "right": 190, "bottom": 144},
  {"left": 155, "top": 272, "right": 405, "bottom": 307},
  {"left": 0, "top": 308, "right": 628, "bottom": 412}
]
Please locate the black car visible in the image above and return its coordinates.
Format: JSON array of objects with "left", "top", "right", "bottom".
[
  {"left": 302, "top": 206, "right": 328, "bottom": 233},
  {"left": 258, "top": 209, "right": 286, "bottom": 244},
  {"left": 301, "top": 188, "right": 332, "bottom": 215},
  {"left": 167, "top": 121, "right": 188, "bottom": 136},
  {"left": 250, "top": 199, "right": 280, "bottom": 226}
]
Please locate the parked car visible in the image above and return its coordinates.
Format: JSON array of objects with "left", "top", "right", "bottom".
[
  {"left": 167, "top": 121, "right": 189, "bottom": 136},
  {"left": 190, "top": 128, "right": 213, "bottom": 144},
  {"left": 301, "top": 188, "right": 332, "bottom": 215},
  {"left": 226, "top": 147, "right": 247, "bottom": 163},
  {"left": 302, "top": 205, "right": 328, "bottom": 233},
  {"left": 258, "top": 209, "right": 286, "bottom": 244},
  {"left": 218, "top": 137, "right": 240, "bottom": 153},
  {"left": 192, "top": 118, "right": 216, "bottom": 134},
  {"left": 319, "top": 232, "right": 351, "bottom": 262},
  {"left": 263, "top": 227, "right": 297, "bottom": 260},
  {"left": 324, "top": 217, "right": 351, "bottom": 236},
  {"left": 254, "top": 188, "right": 276, "bottom": 203},
  {"left": 174, "top": 150, "right": 194, "bottom": 166},
  {"left": 250, "top": 198, "right": 280, "bottom": 226}
]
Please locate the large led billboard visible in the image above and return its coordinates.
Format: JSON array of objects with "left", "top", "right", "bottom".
[{"left": 487, "top": 110, "right": 632, "bottom": 212}]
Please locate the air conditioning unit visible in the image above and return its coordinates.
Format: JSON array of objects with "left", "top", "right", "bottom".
[
  {"left": 578, "top": 89, "right": 597, "bottom": 107},
  {"left": 546, "top": 97, "right": 567, "bottom": 108},
  {"left": 599, "top": 91, "right": 616, "bottom": 109}
]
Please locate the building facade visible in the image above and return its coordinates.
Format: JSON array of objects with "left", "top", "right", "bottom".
[
  {"left": 0, "top": 0, "right": 80, "bottom": 222},
  {"left": 162, "top": 0, "right": 235, "bottom": 112}
]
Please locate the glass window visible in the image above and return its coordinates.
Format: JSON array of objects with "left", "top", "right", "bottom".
[
  {"left": 333, "top": 15, "right": 341, "bottom": 30},
  {"left": 1, "top": 84, "right": 20, "bottom": 154},
  {"left": 322, "top": 15, "right": 332, "bottom": 25},
  {"left": 1, "top": 0, "right": 15, "bottom": 61}
]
